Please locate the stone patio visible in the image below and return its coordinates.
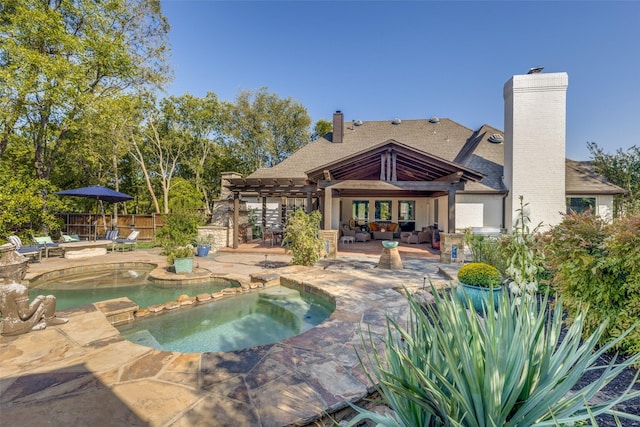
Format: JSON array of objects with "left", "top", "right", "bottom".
[{"left": 1, "top": 249, "right": 457, "bottom": 426}]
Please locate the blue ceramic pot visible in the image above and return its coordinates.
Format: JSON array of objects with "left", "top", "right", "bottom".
[
  {"left": 457, "top": 283, "right": 502, "bottom": 311},
  {"left": 382, "top": 240, "right": 399, "bottom": 249},
  {"left": 196, "top": 245, "right": 210, "bottom": 257}
]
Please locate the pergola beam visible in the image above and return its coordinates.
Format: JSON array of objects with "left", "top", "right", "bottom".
[{"left": 318, "top": 179, "right": 464, "bottom": 192}]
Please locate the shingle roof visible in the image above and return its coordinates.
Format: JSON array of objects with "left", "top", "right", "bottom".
[
  {"left": 249, "top": 118, "right": 479, "bottom": 177},
  {"left": 246, "top": 117, "right": 624, "bottom": 196},
  {"left": 565, "top": 160, "right": 627, "bottom": 195}
]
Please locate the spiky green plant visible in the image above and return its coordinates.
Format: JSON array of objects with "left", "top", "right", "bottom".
[{"left": 347, "top": 288, "right": 640, "bottom": 426}]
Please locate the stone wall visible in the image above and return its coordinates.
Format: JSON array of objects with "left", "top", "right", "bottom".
[
  {"left": 440, "top": 233, "right": 465, "bottom": 264},
  {"left": 197, "top": 226, "right": 229, "bottom": 252}
]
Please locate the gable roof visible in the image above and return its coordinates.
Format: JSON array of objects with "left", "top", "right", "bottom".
[
  {"left": 243, "top": 116, "right": 624, "bottom": 197},
  {"left": 305, "top": 139, "right": 484, "bottom": 183}
]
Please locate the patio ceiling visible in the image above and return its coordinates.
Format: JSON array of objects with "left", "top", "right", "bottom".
[{"left": 306, "top": 140, "right": 484, "bottom": 183}]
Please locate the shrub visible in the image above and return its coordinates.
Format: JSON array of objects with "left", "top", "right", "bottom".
[
  {"left": 155, "top": 211, "right": 199, "bottom": 254},
  {"left": 346, "top": 289, "right": 640, "bottom": 426},
  {"left": 463, "top": 228, "right": 507, "bottom": 272},
  {"left": 166, "top": 245, "right": 194, "bottom": 264},
  {"left": 457, "top": 262, "right": 502, "bottom": 288},
  {"left": 544, "top": 212, "right": 640, "bottom": 354},
  {"left": 281, "top": 209, "right": 324, "bottom": 266}
]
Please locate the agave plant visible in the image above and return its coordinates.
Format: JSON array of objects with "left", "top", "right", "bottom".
[{"left": 348, "top": 288, "right": 640, "bottom": 426}]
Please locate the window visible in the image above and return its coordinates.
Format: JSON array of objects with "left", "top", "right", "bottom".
[
  {"left": 375, "top": 200, "right": 392, "bottom": 221},
  {"left": 352, "top": 200, "right": 369, "bottom": 225},
  {"left": 397, "top": 200, "right": 415, "bottom": 221},
  {"left": 567, "top": 197, "right": 596, "bottom": 215}
]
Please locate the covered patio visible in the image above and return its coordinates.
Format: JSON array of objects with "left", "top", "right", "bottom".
[{"left": 224, "top": 140, "right": 484, "bottom": 249}]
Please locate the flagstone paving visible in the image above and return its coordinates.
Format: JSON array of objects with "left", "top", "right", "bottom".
[{"left": 1, "top": 249, "right": 458, "bottom": 426}]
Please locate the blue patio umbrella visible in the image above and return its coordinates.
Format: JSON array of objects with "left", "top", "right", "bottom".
[
  {"left": 54, "top": 185, "right": 133, "bottom": 203},
  {"left": 55, "top": 185, "right": 133, "bottom": 239}
]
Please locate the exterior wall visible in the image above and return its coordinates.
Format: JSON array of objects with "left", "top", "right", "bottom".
[
  {"left": 455, "top": 193, "right": 504, "bottom": 231},
  {"left": 434, "top": 195, "right": 448, "bottom": 232},
  {"left": 597, "top": 194, "right": 614, "bottom": 221},
  {"left": 504, "top": 72, "right": 569, "bottom": 230}
]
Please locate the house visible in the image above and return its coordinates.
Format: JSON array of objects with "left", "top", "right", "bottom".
[{"left": 221, "top": 71, "right": 625, "bottom": 249}]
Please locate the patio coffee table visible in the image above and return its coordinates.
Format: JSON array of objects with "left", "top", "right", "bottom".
[{"left": 341, "top": 235, "right": 355, "bottom": 244}]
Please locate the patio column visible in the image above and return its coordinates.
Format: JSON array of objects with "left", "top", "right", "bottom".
[
  {"left": 448, "top": 186, "right": 456, "bottom": 233},
  {"left": 233, "top": 192, "right": 240, "bottom": 249},
  {"left": 323, "top": 188, "right": 332, "bottom": 230},
  {"left": 306, "top": 191, "right": 312, "bottom": 214},
  {"left": 261, "top": 196, "right": 267, "bottom": 227}
]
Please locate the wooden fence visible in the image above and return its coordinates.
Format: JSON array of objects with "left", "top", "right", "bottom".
[{"left": 55, "top": 213, "right": 165, "bottom": 242}]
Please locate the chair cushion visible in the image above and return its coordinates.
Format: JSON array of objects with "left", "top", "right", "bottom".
[
  {"left": 105, "top": 230, "right": 120, "bottom": 240},
  {"left": 8, "top": 235, "right": 22, "bottom": 248},
  {"left": 33, "top": 236, "right": 55, "bottom": 245}
]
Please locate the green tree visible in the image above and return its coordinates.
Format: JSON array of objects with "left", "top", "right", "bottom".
[
  {"left": 160, "top": 92, "right": 224, "bottom": 214},
  {"left": 0, "top": 0, "right": 170, "bottom": 180},
  {"left": 0, "top": 177, "right": 65, "bottom": 238},
  {"left": 223, "top": 88, "right": 311, "bottom": 174},
  {"left": 588, "top": 142, "right": 640, "bottom": 215},
  {"left": 311, "top": 119, "right": 332, "bottom": 140}
]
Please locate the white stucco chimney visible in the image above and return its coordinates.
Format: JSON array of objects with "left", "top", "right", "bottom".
[{"left": 503, "top": 72, "right": 569, "bottom": 230}]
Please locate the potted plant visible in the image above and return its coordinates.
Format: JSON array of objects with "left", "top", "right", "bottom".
[
  {"left": 194, "top": 234, "right": 214, "bottom": 257},
  {"left": 456, "top": 262, "right": 503, "bottom": 311},
  {"left": 167, "top": 245, "right": 195, "bottom": 273}
]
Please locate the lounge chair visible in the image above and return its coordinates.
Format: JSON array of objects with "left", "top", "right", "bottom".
[
  {"left": 7, "top": 235, "right": 42, "bottom": 262},
  {"left": 32, "top": 235, "right": 65, "bottom": 258},
  {"left": 113, "top": 230, "right": 139, "bottom": 252},
  {"left": 104, "top": 229, "right": 119, "bottom": 241}
]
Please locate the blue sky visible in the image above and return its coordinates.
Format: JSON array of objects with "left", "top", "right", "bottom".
[{"left": 161, "top": 1, "right": 639, "bottom": 161}]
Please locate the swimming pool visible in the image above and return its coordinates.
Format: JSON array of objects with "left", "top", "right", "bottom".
[
  {"left": 28, "top": 264, "right": 235, "bottom": 310},
  {"left": 117, "top": 286, "right": 334, "bottom": 353}
]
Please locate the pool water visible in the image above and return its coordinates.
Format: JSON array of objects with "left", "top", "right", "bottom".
[
  {"left": 117, "top": 286, "right": 334, "bottom": 353},
  {"left": 29, "top": 268, "right": 234, "bottom": 311}
]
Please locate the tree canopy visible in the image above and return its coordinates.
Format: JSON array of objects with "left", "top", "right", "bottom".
[
  {"left": 0, "top": 0, "right": 171, "bottom": 181},
  {"left": 0, "top": 0, "right": 329, "bottom": 236},
  {"left": 588, "top": 142, "right": 640, "bottom": 215}
]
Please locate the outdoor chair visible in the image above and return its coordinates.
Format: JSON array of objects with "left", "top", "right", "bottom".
[
  {"left": 262, "top": 226, "right": 282, "bottom": 247},
  {"left": 341, "top": 224, "right": 356, "bottom": 237},
  {"left": 7, "top": 235, "right": 42, "bottom": 262},
  {"left": 113, "top": 230, "right": 139, "bottom": 252},
  {"left": 32, "top": 235, "right": 65, "bottom": 258}
]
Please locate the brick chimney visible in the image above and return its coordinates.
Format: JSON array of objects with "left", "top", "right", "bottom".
[
  {"left": 503, "top": 72, "right": 568, "bottom": 230},
  {"left": 332, "top": 111, "right": 344, "bottom": 143}
]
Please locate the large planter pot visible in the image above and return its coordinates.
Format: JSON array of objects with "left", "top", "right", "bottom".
[
  {"left": 173, "top": 257, "right": 194, "bottom": 274},
  {"left": 196, "top": 245, "right": 210, "bottom": 257},
  {"left": 456, "top": 282, "right": 502, "bottom": 311}
]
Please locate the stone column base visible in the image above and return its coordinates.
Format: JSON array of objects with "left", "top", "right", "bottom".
[{"left": 378, "top": 248, "right": 403, "bottom": 269}]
